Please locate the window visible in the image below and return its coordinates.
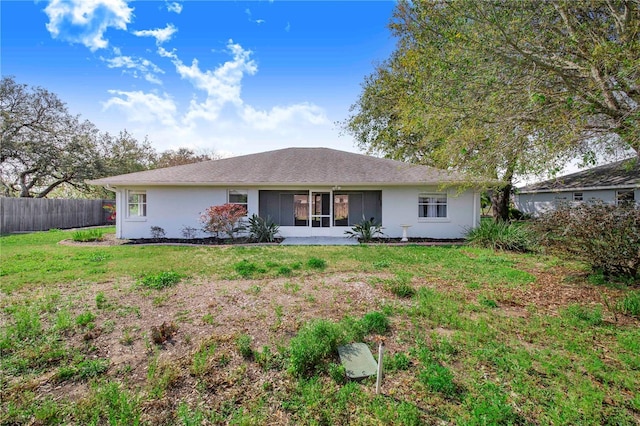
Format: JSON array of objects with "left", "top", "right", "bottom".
[
  {"left": 617, "top": 190, "right": 635, "bottom": 205},
  {"left": 228, "top": 190, "right": 248, "bottom": 214},
  {"left": 127, "top": 191, "right": 147, "bottom": 218},
  {"left": 419, "top": 194, "right": 447, "bottom": 218},
  {"left": 573, "top": 192, "right": 583, "bottom": 202}
]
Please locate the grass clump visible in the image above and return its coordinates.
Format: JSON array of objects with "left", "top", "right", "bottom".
[
  {"left": 138, "top": 271, "right": 183, "bottom": 289},
  {"left": 71, "top": 229, "right": 104, "bottom": 242},
  {"left": 466, "top": 220, "right": 536, "bottom": 252},
  {"left": 234, "top": 260, "right": 266, "bottom": 278},
  {"left": 618, "top": 291, "right": 640, "bottom": 317},
  {"left": 288, "top": 319, "right": 344, "bottom": 377},
  {"left": 307, "top": 257, "right": 326, "bottom": 270},
  {"left": 75, "top": 311, "right": 96, "bottom": 327},
  {"left": 361, "top": 311, "right": 390, "bottom": 334},
  {"left": 563, "top": 304, "right": 603, "bottom": 326},
  {"left": 419, "top": 358, "right": 458, "bottom": 397},
  {"left": 235, "top": 334, "right": 253, "bottom": 359}
]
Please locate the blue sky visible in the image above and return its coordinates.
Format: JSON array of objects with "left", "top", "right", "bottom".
[{"left": 2, "top": 0, "right": 397, "bottom": 156}]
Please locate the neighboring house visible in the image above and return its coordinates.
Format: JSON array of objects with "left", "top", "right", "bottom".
[
  {"left": 515, "top": 157, "right": 640, "bottom": 216},
  {"left": 88, "top": 147, "right": 482, "bottom": 240}
]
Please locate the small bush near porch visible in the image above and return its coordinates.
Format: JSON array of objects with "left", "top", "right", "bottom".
[{"left": 1, "top": 228, "right": 639, "bottom": 425}]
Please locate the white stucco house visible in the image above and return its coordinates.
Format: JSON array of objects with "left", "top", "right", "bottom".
[
  {"left": 515, "top": 157, "right": 639, "bottom": 216},
  {"left": 89, "top": 147, "right": 482, "bottom": 240}
]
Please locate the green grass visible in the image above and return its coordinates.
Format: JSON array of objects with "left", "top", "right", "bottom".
[{"left": 1, "top": 228, "right": 639, "bottom": 425}]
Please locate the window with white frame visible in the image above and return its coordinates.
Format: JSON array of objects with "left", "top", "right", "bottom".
[
  {"left": 419, "top": 193, "right": 447, "bottom": 218},
  {"left": 228, "top": 189, "right": 248, "bottom": 214},
  {"left": 127, "top": 191, "right": 147, "bottom": 218}
]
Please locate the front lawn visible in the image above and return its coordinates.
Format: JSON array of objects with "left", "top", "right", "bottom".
[{"left": 1, "top": 228, "right": 638, "bottom": 424}]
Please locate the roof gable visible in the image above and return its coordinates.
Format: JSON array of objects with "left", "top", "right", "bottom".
[
  {"left": 89, "top": 147, "right": 473, "bottom": 187},
  {"left": 519, "top": 157, "right": 640, "bottom": 193}
]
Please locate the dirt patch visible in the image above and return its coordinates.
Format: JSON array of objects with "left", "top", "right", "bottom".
[{"left": 58, "top": 233, "right": 129, "bottom": 247}]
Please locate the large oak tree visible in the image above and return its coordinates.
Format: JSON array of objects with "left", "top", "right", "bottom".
[{"left": 343, "top": 0, "right": 639, "bottom": 220}]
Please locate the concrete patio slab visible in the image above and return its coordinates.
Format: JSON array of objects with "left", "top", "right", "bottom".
[{"left": 280, "top": 237, "right": 359, "bottom": 246}]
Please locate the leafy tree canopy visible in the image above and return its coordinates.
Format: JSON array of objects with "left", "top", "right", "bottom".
[
  {"left": 343, "top": 0, "right": 639, "bottom": 220},
  {"left": 1, "top": 77, "right": 221, "bottom": 198}
]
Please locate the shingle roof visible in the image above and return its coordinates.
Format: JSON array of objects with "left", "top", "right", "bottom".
[
  {"left": 88, "top": 147, "right": 474, "bottom": 187},
  {"left": 519, "top": 157, "right": 640, "bottom": 193}
]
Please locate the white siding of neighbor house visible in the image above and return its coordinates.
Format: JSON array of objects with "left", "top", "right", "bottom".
[
  {"left": 515, "top": 188, "right": 639, "bottom": 216},
  {"left": 114, "top": 186, "right": 479, "bottom": 240}
]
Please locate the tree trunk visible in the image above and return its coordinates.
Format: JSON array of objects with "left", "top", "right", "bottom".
[{"left": 490, "top": 183, "right": 512, "bottom": 222}]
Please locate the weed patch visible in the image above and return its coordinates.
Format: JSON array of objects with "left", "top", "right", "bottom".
[
  {"left": 138, "top": 271, "right": 183, "bottom": 289},
  {"left": 71, "top": 229, "right": 104, "bottom": 242}
]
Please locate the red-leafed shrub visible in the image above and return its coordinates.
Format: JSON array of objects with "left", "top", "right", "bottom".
[
  {"left": 200, "top": 203, "right": 247, "bottom": 240},
  {"left": 535, "top": 202, "right": 640, "bottom": 280}
]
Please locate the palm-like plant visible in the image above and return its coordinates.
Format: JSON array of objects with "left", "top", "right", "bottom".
[{"left": 344, "top": 217, "right": 384, "bottom": 242}]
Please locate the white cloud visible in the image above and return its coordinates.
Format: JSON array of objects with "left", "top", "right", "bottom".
[
  {"left": 285, "top": 22, "right": 291, "bottom": 32},
  {"left": 44, "top": 0, "right": 133, "bottom": 51},
  {"left": 165, "top": 1, "right": 182, "bottom": 14},
  {"left": 103, "top": 90, "right": 177, "bottom": 126},
  {"left": 102, "top": 55, "right": 164, "bottom": 84},
  {"left": 242, "top": 104, "right": 329, "bottom": 130},
  {"left": 132, "top": 24, "right": 177, "bottom": 45},
  {"left": 162, "top": 40, "right": 258, "bottom": 122}
]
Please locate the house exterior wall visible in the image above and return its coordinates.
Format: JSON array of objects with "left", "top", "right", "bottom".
[
  {"left": 515, "top": 188, "right": 639, "bottom": 216},
  {"left": 114, "top": 185, "right": 479, "bottom": 240}
]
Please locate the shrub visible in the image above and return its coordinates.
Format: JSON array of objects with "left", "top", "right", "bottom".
[
  {"left": 344, "top": 217, "right": 384, "bottom": 242},
  {"left": 466, "top": 219, "right": 536, "bottom": 252},
  {"left": 536, "top": 202, "right": 640, "bottom": 279},
  {"left": 180, "top": 225, "right": 198, "bottom": 239},
  {"left": 200, "top": 203, "right": 247, "bottom": 239},
  {"left": 72, "top": 229, "right": 104, "bottom": 242},
  {"left": 139, "top": 271, "right": 183, "bottom": 289},
  {"left": 288, "top": 319, "right": 345, "bottom": 377},
  {"left": 247, "top": 214, "right": 280, "bottom": 242},
  {"left": 618, "top": 291, "right": 640, "bottom": 317},
  {"left": 149, "top": 226, "right": 165, "bottom": 239}
]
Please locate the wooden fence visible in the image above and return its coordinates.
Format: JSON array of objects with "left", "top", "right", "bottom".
[{"left": 0, "top": 198, "right": 115, "bottom": 234}]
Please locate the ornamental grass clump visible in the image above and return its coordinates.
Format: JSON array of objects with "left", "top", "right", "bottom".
[{"left": 465, "top": 219, "right": 536, "bottom": 253}]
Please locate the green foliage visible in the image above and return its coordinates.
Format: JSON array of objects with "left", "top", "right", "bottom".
[
  {"left": 361, "top": 311, "right": 390, "bottom": 334},
  {"left": 235, "top": 334, "right": 253, "bottom": 359},
  {"left": 76, "top": 381, "right": 141, "bottom": 425},
  {"left": 138, "top": 271, "right": 183, "bottom": 289},
  {"left": 466, "top": 220, "right": 536, "bottom": 252},
  {"left": 386, "top": 352, "right": 411, "bottom": 371},
  {"left": 563, "top": 304, "right": 603, "bottom": 326},
  {"left": 344, "top": 217, "right": 384, "bottom": 242},
  {"left": 247, "top": 214, "right": 280, "bottom": 243},
  {"left": 71, "top": 229, "right": 104, "bottom": 242},
  {"left": 461, "top": 382, "right": 521, "bottom": 425},
  {"left": 419, "top": 359, "right": 458, "bottom": 397},
  {"left": 536, "top": 203, "right": 640, "bottom": 279},
  {"left": 384, "top": 273, "right": 415, "bottom": 298},
  {"left": 190, "top": 341, "right": 217, "bottom": 376},
  {"left": 306, "top": 257, "right": 326, "bottom": 269},
  {"left": 57, "top": 358, "right": 109, "bottom": 381},
  {"left": 288, "top": 319, "right": 345, "bottom": 377},
  {"left": 234, "top": 260, "right": 265, "bottom": 278},
  {"left": 328, "top": 362, "right": 347, "bottom": 384},
  {"left": 75, "top": 311, "right": 96, "bottom": 327},
  {"left": 618, "top": 291, "right": 640, "bottom": 318},
  {"left": 95, "top": 292, "right": 107, "bottom": 309}
]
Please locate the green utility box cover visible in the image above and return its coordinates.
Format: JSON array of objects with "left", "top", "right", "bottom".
[{"left": 338, "top": 342, "right": 378, "bottom": 379}]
